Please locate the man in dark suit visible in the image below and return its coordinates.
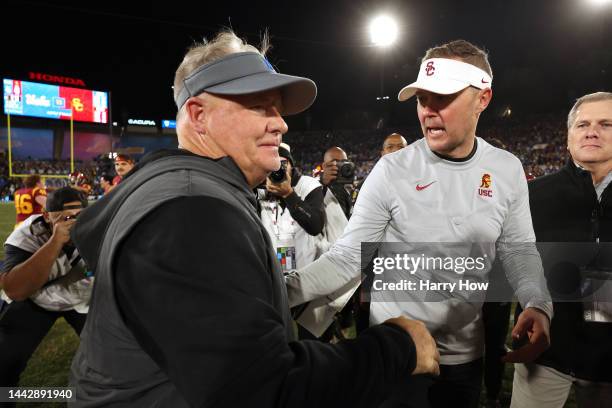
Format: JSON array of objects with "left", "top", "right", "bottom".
[{"left": 512, "top": 92, "right": 612, "bottom": 408}]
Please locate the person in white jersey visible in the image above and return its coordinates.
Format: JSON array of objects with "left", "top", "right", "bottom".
[{"left": 286, "top": 39, "right": 552, "bottom": 408}]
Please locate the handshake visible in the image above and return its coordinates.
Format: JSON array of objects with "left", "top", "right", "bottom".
[{"left": 385, "top": 316, "right": 441, "bottom": 376}]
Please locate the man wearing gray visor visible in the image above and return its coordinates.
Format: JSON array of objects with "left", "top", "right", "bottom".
[{"left": 69, "top": 30, "right": 438, "bottom": 407}]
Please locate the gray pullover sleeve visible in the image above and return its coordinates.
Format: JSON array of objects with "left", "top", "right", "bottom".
[{"left": 497, "top": 166, "right": 553, "bottom": 320}]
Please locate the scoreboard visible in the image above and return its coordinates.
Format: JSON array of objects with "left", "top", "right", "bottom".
[{"left": 3, "top": 78, "right": 108, "bottom": 124}]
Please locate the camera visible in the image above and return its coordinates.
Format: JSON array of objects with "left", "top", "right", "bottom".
[
  {"left": 335, "top": 160, "right": 356, "bottom": 184},
  {"left": 269, "top": 160, "right": 288, "bottom": 183}
]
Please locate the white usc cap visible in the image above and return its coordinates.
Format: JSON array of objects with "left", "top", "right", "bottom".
[{"left": 398, "top": 58, "right": 492, "bottom": 101}]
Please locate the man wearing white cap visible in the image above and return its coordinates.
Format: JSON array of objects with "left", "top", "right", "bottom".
[{"left": 286, "top": 40, "right": 552, "bottom": 407}]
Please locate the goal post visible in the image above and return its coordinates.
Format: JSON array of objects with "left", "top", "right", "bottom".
[{"left": 6, "top": 112, "right": 73, "bottom": 180}]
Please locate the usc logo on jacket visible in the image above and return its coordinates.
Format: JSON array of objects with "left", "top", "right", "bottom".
[{"left": 478, "top": 173, "right": 493, "bottom": 197}]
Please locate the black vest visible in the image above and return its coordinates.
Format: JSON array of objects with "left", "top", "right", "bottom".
[{"left": 69, "top": 156, "right": 293, "bottom": 407}]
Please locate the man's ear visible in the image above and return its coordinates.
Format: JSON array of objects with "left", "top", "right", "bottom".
[
  {"left": 184, "top": 96, "right": 208, "bottom": 134},
  {"left": 476, "top": 88, "right": 493, "bottom": 114},
  {"left": 42, "top": 211, "right": 51, "bottom": 224}
]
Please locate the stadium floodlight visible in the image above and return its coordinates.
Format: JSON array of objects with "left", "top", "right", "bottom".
[{"left": 369, "top": 15, "right": 398, "bottom": 47}]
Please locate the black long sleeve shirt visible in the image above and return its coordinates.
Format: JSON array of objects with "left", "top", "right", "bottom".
[
  {"left": 282, "top": 185, "right": 325, "bottom": 236},
  {"left": 325, "top": 183, "right": 353, "bottom": 220},
  {"left": 114, "top": 196, "right": 417, "bottom": 407}
]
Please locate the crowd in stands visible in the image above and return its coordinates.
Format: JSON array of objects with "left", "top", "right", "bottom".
[
  {"left": 286, "top": 114, "right": 569, "bottom": 179},
  {"left": 478, "top": 114, "right": 568, "bottom": 178},
  {"left": 0, "top": 154, "right": 115, "bottom": 199},
  {"left": 11, "top": 159, "right": 73, "bottom": 176},
  {"left": 0, "top": 114, "right": 570, "bottom": 200}
]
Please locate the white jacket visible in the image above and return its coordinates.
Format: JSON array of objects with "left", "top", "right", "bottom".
[
  {"left": 298, "top": 187, "right": 361, "bottom": 337},
  {"left": 1, "top": 215, "right": 93, "bottom": 313},
  {"left": 260, "top": 175, "right": 322, "bottom": 270}
]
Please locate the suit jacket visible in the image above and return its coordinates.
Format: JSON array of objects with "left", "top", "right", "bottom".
[{"left": 525, "top": 160, "right": 612, "bottom": 381}]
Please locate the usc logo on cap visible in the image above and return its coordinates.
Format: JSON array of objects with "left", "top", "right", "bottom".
[{"left": 425, "top": 61, "right": 436, "bottom": 76}]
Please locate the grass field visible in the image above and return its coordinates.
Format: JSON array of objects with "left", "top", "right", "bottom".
[{"left": 0, "top": 202, "right": 576, "bottom": 407}]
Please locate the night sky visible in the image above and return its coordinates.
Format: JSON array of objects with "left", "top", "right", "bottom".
[{"left": 3, "top": 0, "right": 612, "bottom": 130}]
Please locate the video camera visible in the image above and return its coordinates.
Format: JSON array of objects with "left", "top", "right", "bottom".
[
  {"left": 334, "top": 160, "right": 356, "bottom": 184},
  {"left": 269, "top": 160, "right": 288, "bottom": 183}
]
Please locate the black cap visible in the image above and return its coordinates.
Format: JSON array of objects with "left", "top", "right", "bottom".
[
  {"left": 278, "top": 145, "right": 294, "bottom": 167},
  {"left": 46, "top": 187, "right": 88, "bottom": 212}
]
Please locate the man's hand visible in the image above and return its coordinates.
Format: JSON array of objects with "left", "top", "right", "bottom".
[
  {"left": 50, "top": 218, "right": 77, "bottom": 247},
  {"left": 386, "top": 316, "right": 440, "bottom": 376},
  {"left": 266, "top": 167, "right": 293, "bottom": 198},
  {"left": 502, "top": 307, "right": 550, "bottom": 363},
  {"left": 321, "top": 161, "right": 338, "bottom": 186}
]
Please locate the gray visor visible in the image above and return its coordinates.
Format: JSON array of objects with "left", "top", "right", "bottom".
[{"left": 175, "top": 52, "right": 317, "bottom": 115}]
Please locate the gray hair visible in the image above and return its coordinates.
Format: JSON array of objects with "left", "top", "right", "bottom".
[
  {"left": 567, "top": 91, "right": 612, "bottom": 129},
  {"left": 173, "top": 30, "right": 270, "bottom": 110}
]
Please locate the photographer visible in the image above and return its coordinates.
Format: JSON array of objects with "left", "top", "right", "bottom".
[
  {"left": 296, "top": 146, "right": 360, "bottom": 339},
  {"left": 320, "top": 146, "right": 354, "bottom": 220},
  {"left": 0, "top": 187, "right": 92, "bottom": 392},
  {"left": 260, "top": 143, "right": 325, "bottom": 272}
]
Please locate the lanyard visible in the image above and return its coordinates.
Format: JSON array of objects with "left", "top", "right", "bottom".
[{"left": 271, "top": 200, "right": 296, "bottom": 241}]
